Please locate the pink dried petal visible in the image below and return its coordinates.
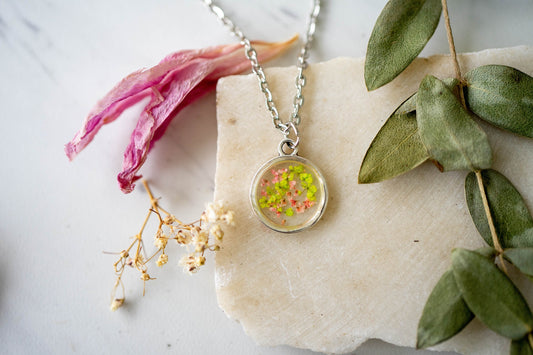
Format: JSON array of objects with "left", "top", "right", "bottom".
[{"left": 66, "top": 36, "right": 297, "bottom": 193}]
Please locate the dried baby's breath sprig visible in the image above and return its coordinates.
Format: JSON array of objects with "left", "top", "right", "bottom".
[{"left": 109, "top": 179, "right": 234, "bottom": 311}]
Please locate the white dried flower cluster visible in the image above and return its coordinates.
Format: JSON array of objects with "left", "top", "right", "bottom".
[
  {"left": 154, "top": 234, "right": 168, "bottom": 249},
  {"left": 202, "top": 201, "right": 235, "bottom": 226},
  {"left": 109, "top": 298, "right": 125, "bottom": 312},
  {"left": 175, "top": 201, "right": 235, "bottom": 274},
  {"left": 156, "top": 253, "right": 168, "bottom": 267},
  {"left": 210, "top": 224, "right": 224, "bottom": 241},
  {"left": 179, "top": 254, "right": 206, "bottom": 274}
]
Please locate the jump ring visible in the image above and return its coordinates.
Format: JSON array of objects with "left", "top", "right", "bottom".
[{"left": 278, "top": 139, "right": 299, "bottom": 156}]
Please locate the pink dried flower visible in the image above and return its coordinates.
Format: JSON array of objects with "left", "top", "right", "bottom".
[{"left": 65, "top": 36, "right": 297, "bottom": 193}]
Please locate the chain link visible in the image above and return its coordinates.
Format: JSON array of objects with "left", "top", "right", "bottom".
[{"left": 201, "top": 0, "right": 320, "bottom": 135}]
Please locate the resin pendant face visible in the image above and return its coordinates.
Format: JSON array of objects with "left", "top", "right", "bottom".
[{"left": 250, "top": 155, "right": 327, "bottom": 233}]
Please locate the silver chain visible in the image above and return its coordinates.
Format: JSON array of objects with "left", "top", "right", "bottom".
[{"left": 201, "top": 0, "right": 320, "bottom": 141}]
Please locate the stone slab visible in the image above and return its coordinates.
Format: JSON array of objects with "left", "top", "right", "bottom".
[{"left": 214, "top": 47, "right": 533, "bottom": 354}]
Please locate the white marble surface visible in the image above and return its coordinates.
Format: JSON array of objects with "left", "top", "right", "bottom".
[{"left": 0, "top": 1, "right": 532, "bottom": 354}]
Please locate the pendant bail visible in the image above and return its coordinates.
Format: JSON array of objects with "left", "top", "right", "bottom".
[
  {"left": 278, "top": 122, "right": 300, "bottom": 156},
  {"left": 279, "top": 121, "right": 300, "bottom": 153}
]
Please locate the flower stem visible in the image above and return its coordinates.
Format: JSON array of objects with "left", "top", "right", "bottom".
[
  {"left": 138, "top": 209, "right": 152, "bottom": 236},
  {"left": 142, "top": 179, "right": 159, "bottom": 210},
  {"left": 441, "top": 0, "right": 462, "bottom": 81},
  {"left": 141, "top": 179, "right": 184, "bottom": 224}
]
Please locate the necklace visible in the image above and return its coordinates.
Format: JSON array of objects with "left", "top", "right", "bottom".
[{"left": 203, "top": 0, "right": 327, "bottom": 233}]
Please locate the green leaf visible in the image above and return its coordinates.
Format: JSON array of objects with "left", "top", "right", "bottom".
[
  {"left": 475, "top": 246, "right": 497, "bottom": 259},
  {"left": 395, "top": 78, "right": 459, "bottom": 114},
  {"left": 465, "top": 169, "right": 533, "bottom": 248},
  {"left": 417, "top": 75, "right": 493, "bottom": 171},
  {"left": 395, "top": 92, "right": 418, "bottom": 115},
  {"left": 417, "top": 270, "right": 473, "bottom": 348},
  {"left": 358, "top": 78, "right": 459, "bottom": 183},
  {"left": 451, "top": 248, "right": 533, "bottom": 339},
  {"left": 511, "top": 337, "right": 533, "bottom": 355},
  {"left": 464, "top": 65, "right": 533, "bottom": 138},
  {"left": 504, "top": 248, "right": 533, "bottom": 277},
  {"left": 358, "top": 98, "right": 428, "bottom": 183},
  {"left": 365, "top": 0, "right": 442, "bottom": 91}
]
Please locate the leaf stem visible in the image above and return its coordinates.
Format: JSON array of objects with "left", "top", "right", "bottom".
[
  {"left": 474, "top": 171, "right": 501, "bottom": 252},
  {"left": 442, "top": 1, "right": 507, "bottom": 274},
  {"left": 475, "top": 170, "right": 508, "bottom": 274},
  {"left": 441, "top": 0, "right": 462, "bottom": 81},
  {"left": 529, "top": 333, "right": 533, "bottom": 351}
]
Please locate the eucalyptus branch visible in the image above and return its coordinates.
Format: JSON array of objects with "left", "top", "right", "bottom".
[
  {"left": 442, "top": 0, "right": 506, "bottom": 272},
  {"left": 365, "top": 0, "right": 533, "bottom": 351}
]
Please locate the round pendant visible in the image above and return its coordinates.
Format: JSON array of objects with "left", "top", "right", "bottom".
[{"left": 250, "top": 155, "right": 327, "bottom": 233}]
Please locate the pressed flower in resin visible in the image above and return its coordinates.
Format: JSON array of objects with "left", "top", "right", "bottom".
[
  {"left": 251, "top": 155, "right": 327, "bottom": 233},
  {"left": 258, "top": 164, "right": 317, "bottom": 218}
]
